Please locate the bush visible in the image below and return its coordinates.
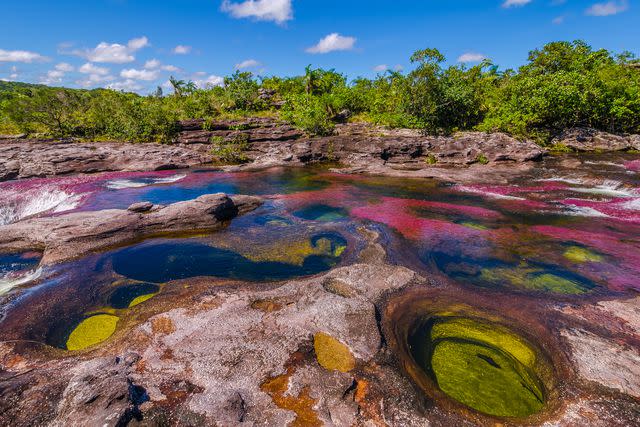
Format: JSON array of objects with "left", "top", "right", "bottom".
[
  {"left": 281, "top": 94, "right": 335, "bottom": 136},
  {"left": 210, "top": 134, "right": 251, "bottom": 163}
]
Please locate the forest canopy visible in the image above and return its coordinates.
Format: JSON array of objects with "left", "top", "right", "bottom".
[{"left": 1, "top": 40, "right": 638, "bottom": 145}]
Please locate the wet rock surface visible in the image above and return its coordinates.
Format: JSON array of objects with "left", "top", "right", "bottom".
[
  {"left": 0, "top": 193, "right": 262, "bottom": 264},
  {"left": 0, "top": 229, "right": 639, "bottom": 426}
]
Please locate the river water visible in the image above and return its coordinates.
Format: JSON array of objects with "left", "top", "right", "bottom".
[{"left": 0, "top": 154, "right": 639, "bottom": 417}]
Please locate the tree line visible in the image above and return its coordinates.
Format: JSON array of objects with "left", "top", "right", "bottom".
[{"left": 1, "top": 40, "right": 638, "bottom": 145}]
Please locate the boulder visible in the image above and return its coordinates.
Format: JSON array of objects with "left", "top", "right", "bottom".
[
  {"left": 0, "top": 194, "right": 262, "bottom": 264},
  {"left": 551, "top": 128, "right": 633, "bottom": 152}
]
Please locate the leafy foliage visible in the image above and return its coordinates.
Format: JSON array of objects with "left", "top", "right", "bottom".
[{"left": 1, "top": 40, "right": 638, "bottom": 144}]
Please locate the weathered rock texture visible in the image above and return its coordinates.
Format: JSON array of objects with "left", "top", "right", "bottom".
[
  {"left": 0, "top": 139, "right": 210, "bottom": 181},
  {"left": 1, "top": 229, "right": 639, "bottom": 426},
  {"left": 0, "top": 119, "right": 551, "bottom": 182},
  {"left": 551, "top": 127, "right": 640, "bottom": 152},
  {"left": 0, "top": 193, "right": 262, "bottom": 264}
]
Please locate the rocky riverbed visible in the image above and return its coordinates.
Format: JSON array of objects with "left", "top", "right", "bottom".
[{"left": 0, "top": 126, "right": 639, "bottom": 426}]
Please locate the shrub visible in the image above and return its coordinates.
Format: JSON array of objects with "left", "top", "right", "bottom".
[{"left": 210, "top": 133, "right": 251, "bottom": 163}]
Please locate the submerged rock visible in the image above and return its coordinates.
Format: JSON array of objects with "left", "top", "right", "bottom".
[
  {"left": 0, "top": 193, "right": 262, "bottom": 264},
  {"left": 411, "top": 316, "right": 546, "bottom": 418}
]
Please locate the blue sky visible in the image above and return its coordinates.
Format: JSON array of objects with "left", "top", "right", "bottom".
[{"left": 0, "top": 0, "right": 638, "bottom": 93}]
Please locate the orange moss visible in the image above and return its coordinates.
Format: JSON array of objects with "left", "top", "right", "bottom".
[
  {"left": 261, "top": 351, "right": 321, "bottom": 427},
  {"left": 151, "top": 316, "right": 176, "bottom": 335},
  {"left": 251, "top": 299, "right": 284, "bottom": 313}
]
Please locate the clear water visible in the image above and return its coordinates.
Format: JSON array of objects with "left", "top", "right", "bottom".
[{"left": 1, "top": 154, "right": 639, "bottom": 349}]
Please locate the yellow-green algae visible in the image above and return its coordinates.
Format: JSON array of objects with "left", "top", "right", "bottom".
[
  {"left": 314, "top": 332, "right": 356, "bottom": 373},
  {"left": 564, "top": 246, "right": 603, "bottom": 263},
  {"left": 479, "top": 266, "right": 589, "bottom": 294},
  {"left": 128, "top": 293, "right": 156, "bottom": 307},
  {"left": 222, "top": 235, "right": 346, "bottom": 266},
  {"left": 415, "top": 316, "right": 546, "bottom": 418},
  {"left": 66, "top": 314, "right": 119, "bottom": 351}
]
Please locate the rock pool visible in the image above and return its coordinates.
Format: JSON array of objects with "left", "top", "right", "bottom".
[{"left": 1, "top": 154, "right": 639, "bottom": 424}]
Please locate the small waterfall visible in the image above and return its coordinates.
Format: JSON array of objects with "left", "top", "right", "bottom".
[
  {"left": 0, "top": 267, "right": 43, "bottom": 295},
  {"left": 0, "top": 188, "right": 83, "bottom": 226}
]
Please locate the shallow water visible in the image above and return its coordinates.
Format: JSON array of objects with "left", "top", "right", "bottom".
[{"left": 0, "top": 154, "right": 639, "bottom": 413}]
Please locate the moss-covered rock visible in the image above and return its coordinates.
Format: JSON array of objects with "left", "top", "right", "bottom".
[
  {"left": 411, "top": 316, "right": 547, "bottom": 418},
  {"left": 314, "top": 332, "right": 356, "bottom": 373},
  {"left": 66, "top": 314, "right": 119, "bottom": 351}
]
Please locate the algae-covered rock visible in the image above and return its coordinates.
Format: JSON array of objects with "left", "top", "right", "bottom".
[
  {"left": 411, "top": 316, "right": 546, "bottom": 418},
  {"left": 314, "top": 332, "right": 356, "bottom": 373},
  {"left": 109, "top": 283, "right": 160, "bottom": 309},
  {"left": 564, "top": 246, "right": 603, "bottom": 263},
  {"left": 66, "top": 314, "right": 119, "bottom": 351},
  {"left": 478, "top": 266, "right": 592, "bottom": 294}
]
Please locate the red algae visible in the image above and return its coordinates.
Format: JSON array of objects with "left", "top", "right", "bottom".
[{"left": 351, "top": 197, "right": 489, "bottom": 241}]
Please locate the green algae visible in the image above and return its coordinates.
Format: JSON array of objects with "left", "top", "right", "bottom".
[
  {"left": 431, "top": 340, "right": 544, "bottom": 418},
  {"left": 411, "top": 316, "right": 547, "bottom": 418},
  {"left": 293, "top": 204, "right": 349, "bottom": 222},
  {"left": 66, "top": 314, "right": 119, "bottom": 351},
  {"left": 431, "top": 317, "right": 536, "bottom": 367},
  {"left": 478, "top": 266, "right": 591, "bottom": 294},
  {"left": 564, "top": 246, "right": 603, "bottom": 263}
]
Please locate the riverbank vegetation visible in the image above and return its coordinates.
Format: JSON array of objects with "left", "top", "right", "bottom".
[{"left": 1, "top": 40, "right": 638, "bottom": 145}]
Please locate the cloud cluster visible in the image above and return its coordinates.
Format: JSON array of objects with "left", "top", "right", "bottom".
[
  {"left": 73, "top": 37, "right": 150, "bottom": 64},
  {"left": 235, "top": 59, "right": 261, "bottom": 69},
  {"left": 586, "top": 0, "right": 629, "bottom": 16},
  {"left": 502, "top": 0, "right": 532, "bottom": 8},
  {"left": 306, "top": 33, "right": 356, "bottom": 54},
  {"left": 221, "top": 0, "right": 293, "bottom": 24},
  {"left": 457, "top": 52, "right": 487, "bottom": 63},
  {"left": 0, "top": 49, "right": 48, "bottom": 63}
]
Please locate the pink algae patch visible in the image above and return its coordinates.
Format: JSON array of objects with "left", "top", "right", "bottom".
[
  {"left": 531, "top": 225, "right": 640, "bottom": 291},
  {"left": 561, "top": 198, "right": 640, "bottom": 223},
  {"left": 351, "top": 197, "right": 492, "bottom": 241},
  {"left": 625, "top": 160, "right": 640, "bottom": 172}
]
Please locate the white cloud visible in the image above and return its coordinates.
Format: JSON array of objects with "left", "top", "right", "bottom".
[
  {"left": 127, "top": 37, "right": 150, "bottom": 50},
  {"left": 120, "top": 68, "right": 160, "bottom": 81},
  {"left": 77, "top": 73, "right": 115, "bottom": 87},
  {"left": 40, "top": 70, "right": 65, "bottom": 85},
  {"left": 235, "top": 59, "right": 261, "bottom": 69},
  {"left": 79, "top": 63, "right": 110, "bottom": 75},
  {"left": 162, "top": 64, "right": 180, "bottom": 72},
  {"left": 0, "top": 49, "right": 48, "bottom": 63},
  {"left": 108, "top": 79, "right": 144, "bottom": 92},
  {"left": 373, "top": 64, "right": 389, "bottom": 72},
  {"left": 586, "top": 1, "right": 629, "bottom": 16},
  {"left": 221, "top": 0, "right": 292, "bottom": 24},
  {"left": 502, "top": 0, "right": 532, "bottom": 7},
  {"left": 55, "top": 62, "right": 74, "bottom": 72},
  {"left": 552, "top": 15, "right": 565, "bottom": 24},
  {"left": 74, "top": 37, "right": 150, "bottom": 64},
  {"left": 172, "top": 45, "right": 192, "bottom": 55},
  {"left": 457, "top": 52, "right": 486, "bottom": 63},
  {"left": 195, "top": 74, "right": 224, "bottom": 88},
  {"left": 306, "top": 33, "right": 356, "bottom": 54},
  {"left": 144, "top": 59, "right": 161, "bottom": 69}
]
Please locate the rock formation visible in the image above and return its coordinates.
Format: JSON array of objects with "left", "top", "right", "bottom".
[{"left": 0, "top": 193, "right": 262, "bottom": 264}]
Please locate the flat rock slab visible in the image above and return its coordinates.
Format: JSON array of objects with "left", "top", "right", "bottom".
[
  {"left": 0, "top": 193, "right": 262, "bottom": 264},
  {"left": 0, "top": 140, "right": 211, "bottom": 182}
]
